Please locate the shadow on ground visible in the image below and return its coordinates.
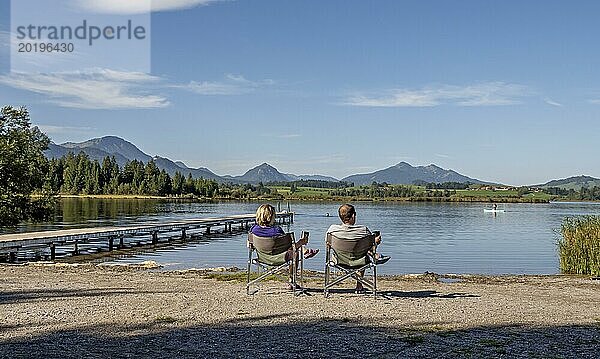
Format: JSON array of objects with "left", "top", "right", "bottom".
[
  {"left": 2, "top": 315, "right": 599, "bottom": 358},
  {"left": 0, "top": 288, "right": 161, "bottom": 305},
  {"left": 293, "top": 287, "right": 480, "bottom": 300}
]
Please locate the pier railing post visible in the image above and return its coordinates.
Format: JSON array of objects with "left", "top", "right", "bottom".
[
  {"left": 152, "top": 231, "right": 158, "bottom": 245},
  {"left": 74, "top": 240, "right": 79, "bottom": 255},
  {"left": 50, "top": 243, "right": 56, "bottom": 260},
  {"left": 119, "top": 235, "right": 124, "bottom": 249},
  {"left": 182, "top": 228, "right": 187, "bottom": 240},
  {"left": 109, "top": 237, "right": 114, "bottom": 252}
]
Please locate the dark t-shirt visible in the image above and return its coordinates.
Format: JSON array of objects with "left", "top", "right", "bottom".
[{"left": 250, "top": 224, "right": 285, "bottom": 237}]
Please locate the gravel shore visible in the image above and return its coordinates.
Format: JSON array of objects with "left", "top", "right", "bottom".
[{"left": 1, "top": 263, "right": 600, "bottom": 358}]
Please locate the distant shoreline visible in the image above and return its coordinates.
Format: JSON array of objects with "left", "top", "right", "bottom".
[{"left": 53, "top": 194, "right": 553, "bottom": 203}]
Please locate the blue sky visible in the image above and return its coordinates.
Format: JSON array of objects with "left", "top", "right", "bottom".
[{"left": 1, "top": 0, "right": 600, "bottom": 185}]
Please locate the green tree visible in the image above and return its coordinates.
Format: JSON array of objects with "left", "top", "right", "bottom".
[
  {"left": 0, "top": 106, "right": 55, "bottom": 227},
  {"left": 172, "top": 172, "right": 184, "bottom": 195}
]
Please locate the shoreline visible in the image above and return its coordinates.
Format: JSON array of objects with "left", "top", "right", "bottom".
[
  {"left": 52, "top": 194, "right": 555, "bottom": 203},
  {"left": 2, "top": 263, "right": 599, "bottom": 358}
]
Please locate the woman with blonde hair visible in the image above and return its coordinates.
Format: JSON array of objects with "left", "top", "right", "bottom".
[
  {"left": 250, "top": 204, "right": 319, "bottom": 257},
  {"left": 250, "top": 204, "right": 318, "bottom": 290}
]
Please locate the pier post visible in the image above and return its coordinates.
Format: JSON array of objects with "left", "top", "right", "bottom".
[
  {"left": 109, "top": 237, "right": 114, "bottom": 251},
  {"left": 50, "top": 243, "right": 56, "bottom": 260},
  {"left": 152, "top": 231, "right": 158, "bottom": 245},
  {"left": 74, "top": 240, "right": 79, "bottom": 255},
  {"left": 290, "top": 213, "right": 294, "bottom": 224},
  {"left": 9, "top": 252, "right": 16, "bottom": 263},
  {"left": 206, "top": 226, "right": 211, "bottom": 235},
  {"left": 119, "top": 235, "right": 124, "bottom": 248},
  {"left": 182, "top": 228, "right": 187, "bottom": 240}
]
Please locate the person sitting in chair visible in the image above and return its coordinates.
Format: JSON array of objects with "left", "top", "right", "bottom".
[
  {"left": 250, "top": 204, "right": 319, "bottom": 290},
  {"left": 326, "top": 203, "right": 390, "bottom": 293},
  {"left": 250, "top": 204, "right": 318, "bottom": 260}
]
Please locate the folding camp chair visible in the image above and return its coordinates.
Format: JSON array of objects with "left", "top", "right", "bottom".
[
  {"left": 323, "top": 233, "right": 386, "bottom": 298},
  {"left": 246, "top": 232, "right": 304, "bottom": 296}
]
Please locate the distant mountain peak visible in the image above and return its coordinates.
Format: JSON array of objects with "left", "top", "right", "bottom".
[
  {"left": 257, "top": 162, "right": 275, "bottom": 169},
  {"left": 61, "top": 135, "right": 151, "bottom": 163},
  {"left": 343, "top": 161, "right": 489, "bottom": 186},
  {"left": 395, "top": 161, "right": 412, "bottom": 168},
  {"left": 235, "top": 162, "right": 289, "bottom": 183}
]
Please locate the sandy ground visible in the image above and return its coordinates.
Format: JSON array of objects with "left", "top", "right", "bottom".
[{"left": 1, "top": 263, "right": 600, "bottom": 358}]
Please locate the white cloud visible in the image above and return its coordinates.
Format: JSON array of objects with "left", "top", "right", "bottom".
[
  {"left": 0, "top": 68, "right": 273, "bottom": 109},
  {"left": 73, "top": 0, "right": 223, "bottom": 14},
  {"left": 344, "top": 82, "right": 531, "bottom": 107},
  {"left": 588, "top": 99, "right": 600, "bottom": 105},
  {"left": 544, "top": 98, "right": 563, "bottom": 107},
  {"left": 260, "top": 133, "right": 301, "bottom": 139},
  {"left": 0, "top": 69, "right": 169, "bottom": 109},
  {"left": 179, "top": 74, "right": 274, "bottom": 95},
  {"left": 34, "top": 125, "right": 96, "bottom": 135},
  {"left": 278, "top": 134, "right": 301, "bottom": 139}
]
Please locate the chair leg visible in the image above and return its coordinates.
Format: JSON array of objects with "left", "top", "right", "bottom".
[
  {"left": 246, "top": 249, "right": 252, "bottom": 295},
  {"left": 373, "top": 264, "right": 377, "bottom": 299},
  {"left": 300, "top": 250, "right": 304, "bottom": 289},
  {"left": 324, "top": 249, "right": 330, "bottom": 297},
  {"left": 292, "top": 251, "right": 297, "bottom": 295}
]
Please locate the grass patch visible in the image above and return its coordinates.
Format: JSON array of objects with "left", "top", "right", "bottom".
[
  {"left": 558, "top": 216, "right": 600, "bottom": 276},
  {"left": 154, "top": 316, "right": 178, "bottom": 324},
  {"left": 456, "top": 189, "right": 520, "bottom": 198},
  {"left": 202, "top": 272, "right": 283, "bottom": 282}
]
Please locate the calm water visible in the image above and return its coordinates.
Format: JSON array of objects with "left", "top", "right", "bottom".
[{"left": 8, "top": 199, "right": 600, "bottom": 274}]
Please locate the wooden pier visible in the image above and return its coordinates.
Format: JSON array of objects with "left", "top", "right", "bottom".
[{"left": 0, "top": 212, "right": 294, "bottom": 262}]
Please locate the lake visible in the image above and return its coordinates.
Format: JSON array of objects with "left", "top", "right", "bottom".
[{"left": 7, "top": 198, "right": 600, "bottom": 274}]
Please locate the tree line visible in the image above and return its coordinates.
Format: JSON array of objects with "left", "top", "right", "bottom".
[
  {"left": 45, "top": 152, "right": 276, "bottom": 199},
  {"left": 544, "top": 186, "right": 600, "bottom": 201}
]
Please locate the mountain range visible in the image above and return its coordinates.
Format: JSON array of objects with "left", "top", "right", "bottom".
[
  {"left": 341, "top": 162, "right": 490, "bottom": 186},
  {"left": 44, "top": 136, "right": 599, "bottom": 188},
  {"left": 44, "top": 136, "right": 340, "bottom": 184}
]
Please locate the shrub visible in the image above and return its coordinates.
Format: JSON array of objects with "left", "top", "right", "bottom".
[{"left": 558, "top": 216, "right": 600, "bottom": 276}]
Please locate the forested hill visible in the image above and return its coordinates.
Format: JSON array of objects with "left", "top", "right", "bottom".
[{"left": 537, "top": 175, "right": 600, "bottom": 190}]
